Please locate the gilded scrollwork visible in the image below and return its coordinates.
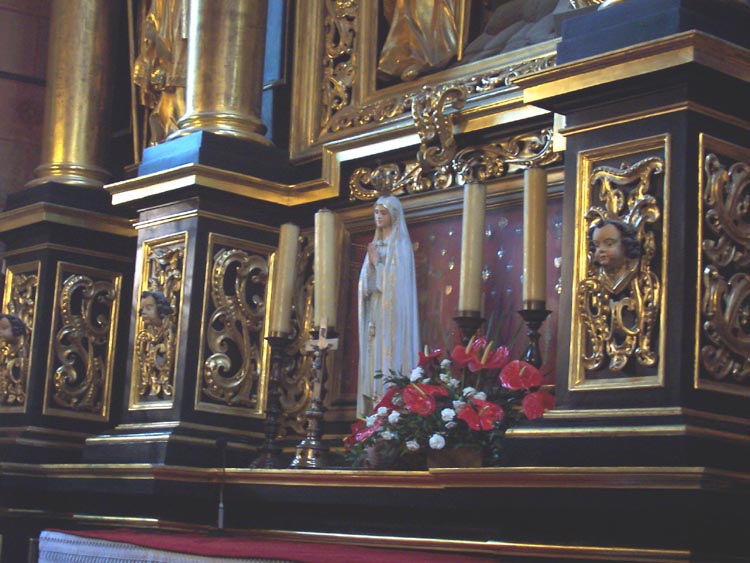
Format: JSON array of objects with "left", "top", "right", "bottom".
[
  {"left": 349, "top": 122, "right": 559, "bottom": 201},
  {"left": 0, "top": 265, "right": 38, "bottom": 409},
  {"left": 321, "top": 0, "right": 358, "bottom": 134},
  {"left": 577, "top": 157, "right": 663, "bottom": 373},
  {"left": 202, "top": 248, "right": 269, "bottom": 407},
  {"left": 51, "top": 273, "right": 119, "bottom": 416},
  {"left": 135, "top": 239, "right": 184, "bottom": 401},
  {"left": 700, "top": 153, "right": 750, "bottom": 389}
]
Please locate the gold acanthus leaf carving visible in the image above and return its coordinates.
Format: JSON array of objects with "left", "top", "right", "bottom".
[
  {"left": 7, "top": 272, "right": 37, "bottom": 331},
  {"left": 53, "top": 275, "right": 116, "bottom": 412},
  {"left": 578, "top": 157, "right": 663, "bottom": 373},
  {"left": 700, "top": 153, "right": 750, "bottom": 387},
  {"left": 203, "top": 248, "right": 269, "bottom": 407},
  {"left": 0, "top": 334, "right": 29, "bottom": 407},
  {"left": 349, "top": 128, "right": 559, "bottom": 201}
]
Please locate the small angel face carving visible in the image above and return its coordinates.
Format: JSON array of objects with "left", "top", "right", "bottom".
[
  {"left": 139, "top": 291, "right": 172, "bottom": 329},
  {"left": 0, "top": 314, "right": 24, "bottom": 344},
  {"left": 588, "top": 219, "right": 641, "bottom": 295}
]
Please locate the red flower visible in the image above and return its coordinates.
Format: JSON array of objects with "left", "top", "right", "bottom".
[
  {"left": 451, "top": 337, "right": 510, "bottom": 372},
  {"left": 521, "top": 390, "right": 555, "bottom": 420},
  {"left": 418, "top": 347, "right": 443, "bottom": 367},
  {"left": 457, "top": 399, "right": 504, "bottom": 431},
  {"left": 402, "top": 384, "right": 448, "bottom": 416},
  {"left": 343, "top": 418, "right": 383, "bottom": 448},
  {"left": 499, "top": 360, "right": 543, "bottom": 390},
  {"left": 374, "top": 387, "right": 398, "bottom": 411}
]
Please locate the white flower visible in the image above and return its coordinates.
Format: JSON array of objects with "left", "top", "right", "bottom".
[
  {"left": 377, "top": 406, "right": 389, "bottom": 417},
  {"left": 381, "top": 430, "right": 395, "bottom": 441},
  {"left": 474, "top": 391, "right": 487, "bottom": 401},
  {"left": 409, "top": 367, "right": 424, "bottom": 382},
  {"left": 406, "top": 440, "right": 420, "bottom": 452},
  {"left": 452, "top": 400, "right": 466, "bottom": 412},
  {"left": 429, "top": 434, "right": 446, "bottom": 450},
  {"left": 462, "top": 386, "right": 477, "bottom": 397},
  {"left": 365, "top": 414, "right": 378, "bottom": 427},
  {"left": 439, "top": 372, "right": 451, "bottom": 383},
  {"left": 440, "top": 359, "right": 451, "bottom": 369},
  {"left": 440, "top": 408, "right": 456, "bottom": 422},
  {"left": 445, "top": 421, "right": 457, "bottom": 429},
  {"left": 446, "top": 378, "right": 459, "bottom": 389},
  {"left": 387, "top": 410, "right": 400, "bottom": 424}
]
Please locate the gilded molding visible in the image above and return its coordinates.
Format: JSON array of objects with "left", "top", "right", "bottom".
[
  {"left": 0, "top": 262, "right": 39, "bottom": 412},
  {"left": 130, "top": 233, "right": 187, "bottom": 409},
  {"left": 697, "top": 140, "right": 750, "bottom": 397},
  {"left": 44, "top": 263, "right": 121, "bottom": 421}
]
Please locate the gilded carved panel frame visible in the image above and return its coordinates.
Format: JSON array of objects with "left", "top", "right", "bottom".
[{"left": 571, "top": 135, "right": 670, "bottom": 391}]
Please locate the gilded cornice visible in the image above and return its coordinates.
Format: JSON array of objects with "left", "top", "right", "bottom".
[
  {"left": 105, "top": 164, "right": 338, "bottom": 207},
  {"left": 516, "top": 31, "right": 750, "bottom": 106},
  {"left": 0, "top": 202, "right": 135, "bottom": 237}
]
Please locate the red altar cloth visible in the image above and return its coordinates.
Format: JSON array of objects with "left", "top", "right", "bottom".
[{"left": 46, "top": 529, "right": 502, "bottom": 563}]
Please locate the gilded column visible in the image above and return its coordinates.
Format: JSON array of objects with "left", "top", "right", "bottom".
[
  {"left": 175, "top": 0, "right": 271, "bottom": 145},
  {"left": 28, "top": 0, "right": 117, "bottom": 189}
]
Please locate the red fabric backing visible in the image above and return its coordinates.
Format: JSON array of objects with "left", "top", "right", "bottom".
[{"left": 52, "top": 529, "right": 500, "bottom": 563}]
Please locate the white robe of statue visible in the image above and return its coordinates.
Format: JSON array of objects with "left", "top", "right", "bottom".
[{"left": 357, "top": 195, "right": 420, "bottom": 417}]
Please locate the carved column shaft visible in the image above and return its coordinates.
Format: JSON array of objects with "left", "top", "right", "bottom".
[
  {"left": 176, "top": 0, "right": 271, "bottom": 145},
  {"left": 29, "top": 0, "right": 117, "bottom": 188}
]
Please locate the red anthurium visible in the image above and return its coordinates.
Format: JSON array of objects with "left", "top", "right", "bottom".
[
  {"left": 521, "top": 390, "right": 554, "bottom": 420},
  {"left": 467, "top": 344, "right": 511, "bottom": 373},
  {"left": 344, "top": 418, "right": 383, "bottom": 447},
  {"left": 450, "top": 336, "right": 483, "bottom": 368},
  {"left": 457, "top": 399, "right": 504, "bottom": 430},
  {"left": 401, "top": 384, "right": 448, "bottom": 416},
  {"left": 418, "top": 346, "right": 443, "bottom": 367},
  {"left": 374, "top": 387, "right": 399, "bottom": 411},
  {"left": 499, "top": 360, "right": 543, "bottom": 390}
]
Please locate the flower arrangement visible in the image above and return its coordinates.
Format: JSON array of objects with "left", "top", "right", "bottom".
[{"left": 344, "top": 337, "right": 555, "bottom": 468}]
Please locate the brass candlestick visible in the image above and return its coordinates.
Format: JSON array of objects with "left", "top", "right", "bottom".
[
  {"left": 289, "top": 327, "right": 338, "bottom": 469},
  {"left": 250, "top": 332, "right": 290, "bottom": 469},
  {"left": 517, "top": 305, "right": 551, "bottom": 369},
  {"left": 452, "top": 310, "right": 485, "bottom": 346}
]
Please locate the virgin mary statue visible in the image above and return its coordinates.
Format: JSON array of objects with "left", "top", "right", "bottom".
[{"left": 357, "top": 195, "right": 420, "bottom": 416}]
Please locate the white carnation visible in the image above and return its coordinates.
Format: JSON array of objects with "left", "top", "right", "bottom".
[
  {"left": 428, "top": 434, "right": 446, "bottom": 450},
  {"left": 381, "top": 430, "right": 394, "bottom": 441},
  {"left": 474, "top": 391, "right": 487, "bottom": 401},
  {"left": 409, "top": 367, "right": 424, "bottom": 382},
  {"left": 365, "top": 414, "right": 378, "bottom": 427},
  {"left": 440, "top": 359, "right": 452, "bottom": 369},
  {"left": 440, "top": 408, "right": 456, "bottom": 422},
  {"left": 377, "top": 406, "right": 389, "bottom": 416},
  {"left": 462, "top": 386, "right": 477, "bottom": 397},
  {"left": 452, "top": 400, "right": 466, "bottom": 412},
  {"left": 406, "top": 440, "right": 420, "bottom": 452},
  {"left": 388, "top": 410, "right": 401, "bottom": 424}
]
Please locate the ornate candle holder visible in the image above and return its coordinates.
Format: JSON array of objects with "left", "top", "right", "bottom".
[
  {"left": 452, "top": 310, "right": 485, "bottom": 346},
  {"left": 517, "top": 302, "right": 551, "bottom": 369},
  {"left": 289, "top": 327, "right": 338, "bottom": 469},
  {"left": 250, "top": 332, "right": 290, "bottom": 469}
]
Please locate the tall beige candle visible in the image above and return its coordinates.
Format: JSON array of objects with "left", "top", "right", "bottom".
[
  {"left": 458, "top": 181, "right": 486, "bottom": 312},
  {"left": 314, "top": 209, "right": 337, "bottom": 329},
  {"left": 269, "top": 223, "right": 300, "bottom": 334},
  {"left": 523, "top": 166, "right": 548, "bottom": 306}
]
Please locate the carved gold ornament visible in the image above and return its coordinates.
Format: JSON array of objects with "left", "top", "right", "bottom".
[
  {"left": 134, "top": 237, "right": 185, "bottom": 402},
  {"left": 202, "top": 248, "right": 269, "bottom": 407},
  {"left": 577, "top": 157, "right": 663, "bottom": 372},
  {"left": 700, "top": 153, "right": 750, "bottom": 389},
  {"left": 321, "top": 0, "right": 358, "bottom": 134},
  {"left": 51, "top": 273, "right": 119, "bottom": 416},
  {"left": 349, "top": 82, "right": 559, "bottom": 200},
  {"left": 0, "top": 265, "right": 38, "bottom": 409}
]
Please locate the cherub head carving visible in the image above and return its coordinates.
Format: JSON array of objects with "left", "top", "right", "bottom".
[
  {"left": 139, "top": 290, "right": 172, "bottom": 328},
  {"left": 0, "top": 313, "right": 26, "bottom": 344}
]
